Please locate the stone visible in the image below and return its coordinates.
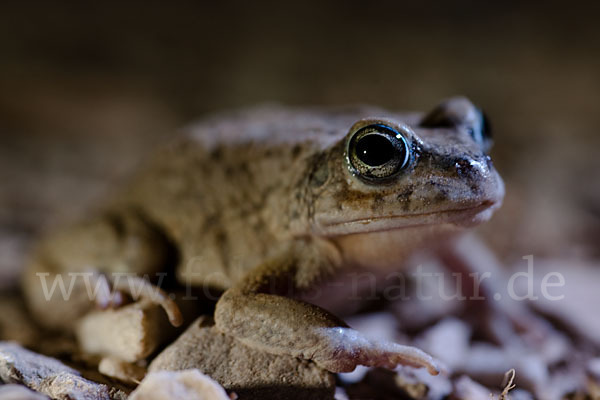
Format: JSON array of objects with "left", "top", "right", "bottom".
[
  {"left": 75, "top": 300, "right": 178, "bottom": 363},
  {"left": 98, "top": 357, "right": 146, "bottom": 384},
  {"left": 0, "top": 384, "right": 49, "bottom": 399},
  {"left": 523, "top": 259, "right": 600, "bottom": 347},
  {"left": 394, "top": 367, "right": 452, "bottom": 400},
  {"left": 0, "top": 342, "right": 127, "bottom": 400},
  {"left": 345, "top": 367, "right": 452, "bottom": 400},
  {"left": 461, "top": 343, "right": 547, "bottom": 393},
  {"left": 452, "top": 375, "right": 492, "bottom": 400},
  {"left": 129, "top": 369, "right": 230, "bottom": 400},
  {"left": 149, "top": 316, "right": 335, "bottom": 400},
  {"left": 415, "top": 317, "right": 471, "bottom": 372}
]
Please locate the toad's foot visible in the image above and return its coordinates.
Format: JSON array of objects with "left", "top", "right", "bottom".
[
  {"left": 110, "top": 275, "right": 183, "bottom": 327},
  {"left": 309, "top": 327, "right": 443, "bottom": 374},
  {"left": 90, "top": 272, "right": 123, "bottom": 309},
  {"left": 91, "top": 273, "right": 183, "bottom": 327}
]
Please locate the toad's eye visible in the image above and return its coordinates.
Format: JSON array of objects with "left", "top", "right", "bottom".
[
  {"left": 478, "top": 110, "right": 492, "bottom": 149},
  {"left": 348, "top": 124, "right": 410, "bottom": 181}
]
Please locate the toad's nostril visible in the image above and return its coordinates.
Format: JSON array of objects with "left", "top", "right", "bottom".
[
  {"left": 485, "top": 155, "right": 494, "bottom": 170},
  {"left": 455, "top": 158, "right": 485, "bottom": 179}
]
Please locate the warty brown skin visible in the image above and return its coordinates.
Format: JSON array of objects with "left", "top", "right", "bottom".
[{"left": 22, "top": 97, "right": 504, "bottom": 375}]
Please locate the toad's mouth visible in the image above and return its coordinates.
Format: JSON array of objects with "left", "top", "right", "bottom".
[{"left": 316, "top": 201, "right": 498, "bottom": 237}]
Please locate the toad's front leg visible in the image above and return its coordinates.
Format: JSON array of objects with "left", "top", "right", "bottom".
[{"left": 214, "top": 239, "right": 443, "bottom": 375}]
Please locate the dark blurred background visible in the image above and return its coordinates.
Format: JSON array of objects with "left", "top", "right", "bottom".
[{"left": 1, "top": 1, "right": 599, "bottom": 287}]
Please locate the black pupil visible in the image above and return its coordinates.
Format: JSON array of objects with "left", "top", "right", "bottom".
[{"left": 355, "top": 134, "right": 396, "bottom": 166}]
